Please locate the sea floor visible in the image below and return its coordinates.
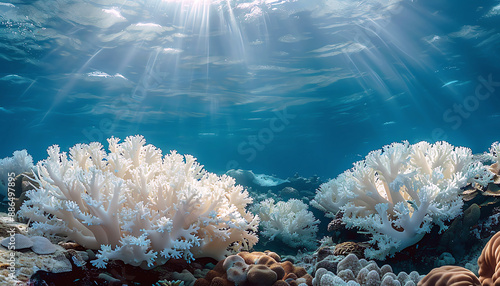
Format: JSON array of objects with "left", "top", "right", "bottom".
[{"left": 0, "top": 209, "right": 490, "bottom": 286}]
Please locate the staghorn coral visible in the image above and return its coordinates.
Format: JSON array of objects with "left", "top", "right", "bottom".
[
  {"left": 19, "top": 135, "right": 259, "bottom": 268},
  {"left": 312, "top": 141, "right": 492, "bottom": 259}
]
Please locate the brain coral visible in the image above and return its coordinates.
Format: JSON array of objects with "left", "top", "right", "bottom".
[
  {"left": 418, "top": 266, "right": 480, "bottom": 286},
  {"left": 478, "top": 231, "right": 500, "bottom": 286},
  {"left": 333, "top": 242, "right": 365, "bottom": 258}
]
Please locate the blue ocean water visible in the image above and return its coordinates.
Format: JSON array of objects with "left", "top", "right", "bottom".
[{"left": 1, "top": 0, "right": 499, "bottom": 180}]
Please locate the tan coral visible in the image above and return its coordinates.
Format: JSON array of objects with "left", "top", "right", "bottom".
[
  {"left": 247, "top": 264, "right": 277, "bottom": 286},
  {"left": 333, "top": 241, "right": 365, "bottom": 258},
  {"left": 478, "top": 231, "right": 500, "bottom": 285},
  {"left": 418, "top": 266, "right": 480, "bottom": 286},
  {"left": 194, "top": 251, "right": 312, "bottom": 286}
]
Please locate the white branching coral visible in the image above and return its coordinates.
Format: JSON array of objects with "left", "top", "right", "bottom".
[
  {"left": 19, "top": 135, "right": 259, "bottom": 267},
  {"left": 311, "top": 141, "right": 492, "bottom": 260},
  {"left": 255, "top": 198, "right": 319, "bottom": 249}
]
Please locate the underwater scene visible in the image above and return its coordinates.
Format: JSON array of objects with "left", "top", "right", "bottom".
[{"left": 1, "top": 0, "right": 500, "bottom": 285}]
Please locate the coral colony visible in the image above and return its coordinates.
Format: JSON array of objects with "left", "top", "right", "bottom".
[
  {"left": 254, "top": 198, "right": 320, "bottom": 249},
  {"left": 19, "top": 135, "right": 259, "bottom": 267},
  {"left": 3, "top": 135, "right": 500, "bottom": 285},
  {"left": 311, "top": 141, "right": 492, "bottom": 259}
]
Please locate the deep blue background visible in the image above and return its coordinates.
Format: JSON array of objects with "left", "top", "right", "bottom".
[{"left": 1, "top": 0, "right": 499, "bottom": 180}]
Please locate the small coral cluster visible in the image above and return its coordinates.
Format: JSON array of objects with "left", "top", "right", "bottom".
[
  {"left": 0, "top": 150, "right": 33, "bottom": 200},
  {"left": 18, "top": 135, "right": 259, "bottom": 267},
  {"left": 254, "top": 198, "right": 319, "bottom": 249},
  {"left": 313, "top": 253, "right": 422, "bottom": 286},
  {"left": 312, "top": 141, "right": 492, "bottom": 259},
  {"left": 485, "top": 141, "right": 500, "bottom": 182},
  {"left": 195, "top": 251, "right": 312, "bottom": 286}
]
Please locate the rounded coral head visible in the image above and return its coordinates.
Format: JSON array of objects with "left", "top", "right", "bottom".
[
  {"left": 223, "top": 255, "right": 247, "bottom": 271},
  {"left": 223, "top": 255, "right": 248, "bottom": 284},
  {"left": 478, "top": 231, "right": 500, "bottom": 286},
  {"left": 247, "top": 264, "right": 278, "bottom": 286},
  {"left": 418, "top": 266, "right": 480, "bottom": 286},
  {"left": 226, "top": 268, "right": 247, "bottom": 285}
]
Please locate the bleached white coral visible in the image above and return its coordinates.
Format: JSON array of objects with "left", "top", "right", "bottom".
[
  {"left": 0, "top": 150, "right": 34, "bottom": 200},
  {"left": 255, "top": 198, "right": 319, "bottom": 249},
  {"left": 19, "top": 135, "right": 259, "bottom": 267},
  {"left": 487, "top": 142, "right": 500, "bottom": 164},
  {"left": 311, "top": 141, "right": 492, "bottom": 260}
]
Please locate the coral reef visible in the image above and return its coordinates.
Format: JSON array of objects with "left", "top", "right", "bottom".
[
  {"left": 18, "top": 135, "right": 259, "bottom": 267},
  {"left": 312, "top": 141, "right": 492, "bottom": 259},
  {"left": 4, "top": 140, "right": 500, "bottom": 284}
]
